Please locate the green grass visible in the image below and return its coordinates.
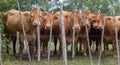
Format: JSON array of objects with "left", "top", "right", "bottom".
[
  {"left": 2, "top": 52, "right": 118, "bottom": 65},
  {"left": 1, "top": 42, "right": 119, "bottom": 65}
]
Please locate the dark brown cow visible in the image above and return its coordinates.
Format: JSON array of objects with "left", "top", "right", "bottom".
[
  {"left": 103, "top": 16, "right": 120, "bottom": 57},
  {"left": 30, "top": 8, "right": 52, "bottom": 57},
  {"left": 89, "top": 12, "right": 104, "bottom": 53},
  {"left": 3, "top": 9, "right": 37, "bottom": 59}
]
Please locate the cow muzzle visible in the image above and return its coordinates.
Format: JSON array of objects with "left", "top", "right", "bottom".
[
  {"left": 73, "top": 25, "right": 81, "bottom": 30},
  {"left": 93, "top": 26, "right": 99, "bottom": 29},
  {"left": 33, "top": 21, "right": 40, "bottom": 26},
  {"left": 45, "top": 24, "right": 51, "bottom": 29}
]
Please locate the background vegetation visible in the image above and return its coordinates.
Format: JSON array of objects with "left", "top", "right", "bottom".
[{"left": 0, "top": 0, "right": 120, "bottom": 65}]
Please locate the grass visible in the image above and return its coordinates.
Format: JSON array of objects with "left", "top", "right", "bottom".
[{"left": 1, "top": 42, "right": 119, "bottom": 65}]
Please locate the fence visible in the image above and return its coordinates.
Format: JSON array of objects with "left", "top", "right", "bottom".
[{"left": 0, "top": 0, "right": 120, "bottom": 65}]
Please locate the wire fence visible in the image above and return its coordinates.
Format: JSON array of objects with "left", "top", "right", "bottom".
[{"left": 1, "top": 0, "right": 120, "bottom": 65}]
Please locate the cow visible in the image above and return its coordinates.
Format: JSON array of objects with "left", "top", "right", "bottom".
[
  {"left": 89, "top": 12, "right": 103, "bottom": 53},
  {"left": 52, "top": 10, "right": 84, "bottom": 59},
  {"left": 103, "top": 16, "right": 120, "bottom": 57},
  {"left": 3, "top": 9, "right": 37, "bottom": 60},
  {"left": 30, "top": 8, "right": 52, "bottom": 58},
  {"left": 77, "top": 10, "right": 92, "bottom": 56},
  {"left": 52, "top": 11, "right": 72, "bottom": 55}
]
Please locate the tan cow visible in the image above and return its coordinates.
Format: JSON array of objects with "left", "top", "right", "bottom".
[
  {"left": 3, "top": 9, "right": 37, "bottom": 60},
  {"left": 52, "top": 11, "right": 84, "bottom": 59},
  {"left": 103, "top": 16, "right": 120, "bottom": 57},
  {"left": 30, "top": 8, "right": 52, "bottom": 57},
  {"left": 77, "top": 10, "right": 91, "bottom": 56}
]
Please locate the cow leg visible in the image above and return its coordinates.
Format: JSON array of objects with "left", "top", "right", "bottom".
[
  {"left": 103, "top": 42, "right": 108, "bottom": 57},
  {"left": 6, "top": 35, "right": 11, "bottom": 54},
  {"left": 42, "top": 41, "right": 48, "bottom": 57},
  {"left": 34, "top": 42, "right": 38, "bottom": 58},
  {"left": 83, "top": 41, "right": 87, "bottom": 56},
  {"left": 29, "top": 43, "right": 34, "bottom": 60},
  {"left": 54, "top": 37, "right": 57, "bottom": 55},
  {"left": 18, "top": 42, "right": 24, "bottom": 60},
  {"left": 95, "top": 40, "right": 99, "bottom": 53},
  {"left": 13, "top": 37, "right": 16, "bottom": 56},
  {"left": 75, "top": 39, "right": 79, "bottom": 54},
  {"left": 112, "top": 41, "right": 117, "bottom": 57},
  {"left": 6, "top": 41, "right": 9, "bottom": 54},
  {"left": 59, "top": 37, "right": 63, "bottom": 60}
]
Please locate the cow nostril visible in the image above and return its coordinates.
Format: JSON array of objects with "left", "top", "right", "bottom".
[
  {"left": 75, "top": 25, "right": 80, "bottom": 30},
  {"left": 45, "top": 24, "right": 51, "bottom": 29}
]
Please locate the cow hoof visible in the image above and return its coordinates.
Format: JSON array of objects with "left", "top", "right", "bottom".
[
  {"left": 84, "top": 53, "right": 87, "bottom": 56},
  {"left": 54, "top": 51, "right": 57, "bottom": 56},
  {"left": 114, "top": 55, "right": 117, "bottom": 58},
  {"left": 34, "top": 54, "right": 38, "bottom": 58}
]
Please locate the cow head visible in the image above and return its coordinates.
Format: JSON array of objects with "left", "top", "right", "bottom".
[
  {"left": 71, "top": 11, "right": 82, "bottom": 31},
  {"left": 82, "top": 10, "right": 92, "bottom": 30},
  {"left": 91, "top": 12, "right": 105, "bottom": 30},
  {"left": 41, "top": 12, "right": 52, "bottom": 29},
  {"left": 30, "top": 8, "right": 52, "bottom": 29},
  {"left": 30, "top": 8, "right": 41, "bottom": 26}
]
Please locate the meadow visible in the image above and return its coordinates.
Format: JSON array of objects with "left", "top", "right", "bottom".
[{"left": 2, "top": 43, "right": 118, "bottom": 65}]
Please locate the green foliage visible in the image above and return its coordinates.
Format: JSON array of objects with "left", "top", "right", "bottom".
[{"left": 0, "top": 0, "right": 16, "bottom": 12}]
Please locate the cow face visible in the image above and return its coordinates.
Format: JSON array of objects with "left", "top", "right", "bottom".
[
  {"left": 30, "top": 8, "right": 52, "bottom": 29},
  {"left": 91, "top": 12, "right": 105, "bottom": 30},
  {"left": 30, "top": 8, "right": 41, "bottom": 26},
  {"left": 71, "top": 11, "right": 81, "bottom": 31},
  {"left": 83, "top": 10, "right": 92, "bottom": 30},
  {"left": 41, "top": 12, "right": 52, "bottom": 29}
]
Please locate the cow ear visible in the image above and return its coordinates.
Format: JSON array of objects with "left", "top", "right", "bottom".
[
  {"left": 54, "top": 16, "right": 58, "bottom": 20},
  {"left": 99, "top": 14, "right": 105, "bottom": 20},
  {"left": 42, "top": 12, "right": 47, "bottom": 17},
  {"left": 106, "top": 17, "right": 111, "bottom": 21},
  {"left": 84, "top": 10, "right": 91, "bottom": 16},
  {"left": 3, "top": 12, "right": 8, "bottom": 22},
  {"left": 24, "top": 13, "right": 29, "bottom": 16},
  {"left": 118, "top": 17, "right": 120, "bottom": 21},
  {"left": 93, "top": 12, "right": 99, "bottom": 16}
]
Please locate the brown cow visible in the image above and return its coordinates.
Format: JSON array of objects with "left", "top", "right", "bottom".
[
  {"left": 3, "top": 9, "right": 37, "bottom": 60},
  {"left": 30, "top": 8, "right": 52, "bottom": 57},
  {"left": 52, "top": 11, "right": 73, "bottom": 55},
  {"left": 77, "top": 10, "right": 91, "bottom": 56},
  {"left": 103, "top": 16, "right": 120, "bottom": 57},
  {"left": 52, "top": 11, "right": 83, "bottom": 59}
]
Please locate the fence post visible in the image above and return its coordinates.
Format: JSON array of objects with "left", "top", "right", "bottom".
[
  {"left": 0, "top": 24, "right": 2, "bottom": 65},
  {"left": 82, "top": 3, "right": 93, "bottom": 65},
  {"left": 16, "top": 31, "right": 19, "bottom": 53},
  {"left": 113, "top": 16, "right": 120, "bottom": 65},
  {"left": 60, "top": 3, "right": 68, "bottom": 65},
  {"left": 98, "top": 16, "right": 106, "bottom": 65},
  {"left": 47, "top": 1, "right": 54, "bottom": 64},
  {"left": 72, "top": 4, "right": 76, "bottom": 61},
  {"left": 36, "top": 7, "right": 41, "bottom": 62},
  {"left": 16, "top": 0, "right": 32, "bottom": 65},
  {"left": 109, "top": 1, "right": 120, "bottom": 65}
]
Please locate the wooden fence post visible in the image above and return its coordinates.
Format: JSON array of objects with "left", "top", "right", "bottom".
[
  {"left": 36, "top": 7, "right": 41, "bottom": 62},
  {"left": 47, "top": 1, "right": 54, "bottom": 64},
  {"left": 0, "top": 23, "right": 2, "bottom": 65},
  {"left": 16, "top": 31, "right": 19, "bottom": 53},
  {"left": 98, "top": 16, "right": 106, "bottom": 65},
  {"left": 82, "top": 3, "right": 93, "bottom": 65},
  {"left": 72, "top": 4, "right": 76, "bottom": 61},
  {"left": 60, "top": 3, "right": 68, "bottom": 65},
  {"left": 16, "top": 0, "right": 32, "bottom": 65}
]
